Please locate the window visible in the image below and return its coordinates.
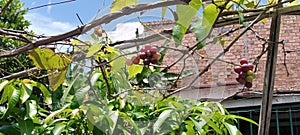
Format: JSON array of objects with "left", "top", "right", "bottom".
[{"left": 228, "top": 103, "right": 300, "bottom": 135}]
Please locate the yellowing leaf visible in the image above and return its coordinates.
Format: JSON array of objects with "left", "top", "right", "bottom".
[
  {"left": 29, "top": 48, "right": 54, "bottom": 70},
  {"left": 128, "top": 64, "right": 143, "bottom": 79},
  {"left": 48, "top": 69, "right": 67, "bottom": 91},
  {"left": 110, "top": 0, "right": 138, "bottom": 12},
  {"left": 29, "top": 48, "right": 72, "bottom": 70},
  {"left": 106, "top": 46, "right": 118, "bottom": 54},
  {"left": 261, "top": 18, "right": 267, "bottom": 24},
  {"left": 70, "top": 39, "right": 80, "bottom": 45},
  {"left": 288, "top": 0, "right": 298, "bottom": 6}
]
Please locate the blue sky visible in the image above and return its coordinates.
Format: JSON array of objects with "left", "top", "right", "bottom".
[
  {"left": 20, "top": 0, "right": 114, "bottom": 35},
  {"left": 19, "top": 0, "right": 174, "bottom": 36}
]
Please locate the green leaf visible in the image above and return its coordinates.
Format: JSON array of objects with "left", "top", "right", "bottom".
[
  {"left": 7, "top": 86, "right": 21, "bottom": 112},
  {"left": 61, "top": 74, "right": 80, "bottom": 103},
  {"left": 112, "top": 72, "right": 131, "bottom": 93},
  {"left": 52, "top": 123, "right": 66, "bottom": 135},
  {"left": 0, "top": 84, "right": 12, "bottom": 104},
  {"left": 191, "top": 17, "right": 205, "bottom": 41},
  {"left": 185, "top": 120, "right": 195, "bottom": 135},
  {"left": 48, "top": 69, "right": 67, "bottom": 91},
  {"left": 238, "top": 11, "right": 248, "bottom": 27},
  {"left": 86, "top": 43, "right": 101, "bottom": 58},
  {"left": 25, "top": 100, "right": 37, "bottom": 119},
  {"left": 111, "top": 57, "right": 126, "bottom": 72},
  {"left": 190, "top": 117, "right": 207, "bottom": 133},
  {"left": 31, "top": 81, "right": 52, "bottom": 104},
  {"left": 0, "top": 125, "right": 20, "bottom": 135},
  {"left": 119, "top": 112, "right": 142, "bottom": 135},
  {"left": 176, "top": 5, "right": 197, "bottom": 30},
  {"left": 192, "top": 4, "right": 219, "bottom": 42},
  {"left": 133, "top": 112, "right": 146, "bottom": 119},
  {"left": 148, "top": 72, "right": 162, "bottom": 87},
  {"left": 44, "top": 103, "right": 70, "bottom": 124},
  {"left": 172, "top": 25, "right": 184, "bottom": 47},
  {"left": 75, "top": 86, "right": 90, "bottom": 103},
  {"left": 207, "top": 121, "right": 223, "bottom": 135},
  {"left": 223, "top": 122, "right": 242, "bottom": 135},
  {"left": 128, "top": 64, "right": 143, "bottom": 79},
  {"left": 0, "top": 80, "right": 9, "bottom": 92},
  {"left": 110, "top": 0, "right": 138, "bottom": 12},
  {"left": 109, "top": 110, "right": 119, "bottom": 133},
  {"left": 189, "top": 0, "right": 202, "bottom": 9},
  {"left": 20, "top": 82, "right": 33, "bottom": 104},
  {"left": 18, "top": 119, "right": 34, "bottom": 135},
  {"left": 225, "top": 114, "right": 258, "bottom": 126},
  {"left": 203, "top": 4, "right": 219, "bottom": 31},
  {"left": 153, "top": 109, "right": 173, "bottom": 133}
]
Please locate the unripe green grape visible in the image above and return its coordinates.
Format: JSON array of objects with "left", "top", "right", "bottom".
[{"left": 246, "top": 76, "right": 254, "bottom": 82}]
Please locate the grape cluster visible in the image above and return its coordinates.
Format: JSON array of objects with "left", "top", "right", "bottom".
[
  {"left": 234, "top": 58, "right": 256, "bottom": 88},
  {"left": 126, "top": 45, "right": 161, "bottom": 66}
]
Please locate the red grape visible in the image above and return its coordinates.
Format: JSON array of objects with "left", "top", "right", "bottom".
[
  {"left": 150, "top": 47, "right": 158, "bottom": 54},
  {"left": 153, "top": 52, "right": 161, "bottom": 60},
  {"left": 238, "top": 77, "right": 246, "bottom": 84},
  {"left": 234, "top": 66, "right": 242, "bottom": 74},
  {"left": 240, "top": 58, "right": 248, "bottom": 65},
  {"left": 144, "top": 45, "right": 152, "bottom": 51},
  {"left": 248, "top": 63, "right": 254, "bottom": 70},
  {"left": 143, "top": 58, "right": 151, "bottom": 65},
  {"left": 241, "top": 64, "right": 249, "bottom": 72},
  {"left": 132, "top": 56, "right": 140, "bottom": 64},
  {"left": 150, "top": 57, "right": 157, "bottom": 64},
  {"left": 146, "top": 50, "right": 152, "bottom": 57},
  {"left": 139, "top": 52, "right": 147, "bottom": 59},
  {"left": 239, "top": 72, "right": 247, "bottom": 79},
  {"left": 245, "top": 82, "right": 253, "bottom": 88}
]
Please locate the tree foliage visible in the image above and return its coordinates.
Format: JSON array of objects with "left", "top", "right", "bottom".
[
  {"left": 1, "top": 0, "right": 297, "bottom": 134},
  {"left": 0, "top": 0, "right": 33, "bottom": 78}
]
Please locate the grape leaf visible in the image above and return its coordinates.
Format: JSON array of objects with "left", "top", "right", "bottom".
[
  {"left": 111, "top": 57, "right": 126, "bottom": 72},
  {"left": 203, "top": 4, "right": 219, "bottom": 34},
  {"left": 86, "top": 43, "right": 102, "bottom": 58},
  {"left": 128, "top": 64, "right": 143, "bottom": 79},
  {"left": 176, "top": 5, "right": 197, "bottom": 30},
  {"left": 110, "top": 0, "right": 138, "bottom": 12},
  {"left": 192, "top": 4, "right": 219, "bottom": 42},
  {"left": 172, "top": 25, "right": 184, "bottom": 47}
]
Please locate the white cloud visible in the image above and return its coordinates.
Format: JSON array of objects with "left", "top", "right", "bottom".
[
  {"left": 107, "top": 22, "right": 144, "bottom": 42},
  {"left": 47, "top": 0, "right": 52, "bottom": 14},
  {"left": 25, "top": 12, "right": 75, "bottom": 35}
]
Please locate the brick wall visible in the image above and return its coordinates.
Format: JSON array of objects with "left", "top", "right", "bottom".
[{"left": 143, "top": 15, "right": 300, "bottom": 100}]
